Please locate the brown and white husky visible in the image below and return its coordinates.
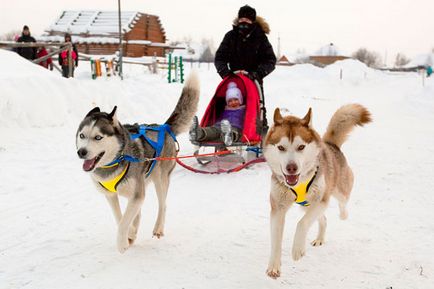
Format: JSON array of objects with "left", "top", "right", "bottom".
[{"left": 263, "top": 104, "right": 372, "bottom": 278}]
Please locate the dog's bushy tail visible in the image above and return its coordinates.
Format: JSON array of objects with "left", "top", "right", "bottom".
[
  {"left": 323, "top": 104, "right": 372, "bottom": 148},
  {"left": 165, "top": 72, "right": 200, "bottom": 135}
]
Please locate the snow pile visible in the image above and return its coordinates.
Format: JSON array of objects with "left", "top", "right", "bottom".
[{"left": 0, "top": 49, "right": 184, "bottom": 128}]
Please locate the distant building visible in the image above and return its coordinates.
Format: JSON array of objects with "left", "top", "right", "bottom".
[
  {"left": 309, "top": 43, "right": 349, "bottom": 66},
  {"left": 40, "top": 10, "right": 175, "bottom": 57},
  {"left": 277, "top": 51, "right": 309, "bottom": 66},
  {"left": 277, "top": 55, "right": 294, "bottom": 66}
]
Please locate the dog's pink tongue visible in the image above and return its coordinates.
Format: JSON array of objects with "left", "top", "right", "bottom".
[
  {"left": 286, "top": 174, "right": 299, "bottom": 186},
  {"left": 83, "top": 158, "right": 96, "bottom": 172}
]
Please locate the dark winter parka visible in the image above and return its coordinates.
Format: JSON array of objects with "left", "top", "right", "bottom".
[
  {"left": 214, "top": 16, "right": 276, "bottom": 82},
  {"left": 16, "top": 34, "right": 37, "bottom": 60}
]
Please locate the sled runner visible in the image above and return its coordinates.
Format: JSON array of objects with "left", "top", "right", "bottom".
[{"left": 177, "top": 72, "right": 267, "bottom": 174}]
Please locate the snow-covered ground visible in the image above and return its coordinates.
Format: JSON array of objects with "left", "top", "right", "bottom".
[{"left": 1, "top": 49, "right": 433, "bottom": 289}]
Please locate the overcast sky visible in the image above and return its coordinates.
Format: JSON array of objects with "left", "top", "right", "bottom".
[{"left": 1, "top": 0, "right": 433, "bottom": 63}]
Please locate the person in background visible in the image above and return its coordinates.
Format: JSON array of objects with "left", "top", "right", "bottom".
[
  {"left": 427, "top": 65, "right": 433, "bottom": 77},
  {"left": 16, "top": 25, "right": 37, "bottom": 60},
  {"left": 36, "top": 46, "right": 53, "bottom": 70},
  {"left": 59, "top": 33, "right": 79, "bottom": 78}
]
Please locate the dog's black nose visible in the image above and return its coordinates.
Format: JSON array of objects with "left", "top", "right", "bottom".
[
  {"left": 286, "top": 163, "right": 298, "bottom": 174},
  {"left": 77, "top": 148, "right": 88, "bottom": 158}
]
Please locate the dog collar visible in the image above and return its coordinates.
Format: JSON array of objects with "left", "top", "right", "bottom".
[
  {"left": 98, "top": 163, "right": 130, "bottom": 193},
  {"left": 289, "top": 169, "right": 318, "bottom": 207}
]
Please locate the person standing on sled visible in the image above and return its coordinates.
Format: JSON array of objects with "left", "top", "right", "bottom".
[{"left": 214, "top": 5, "right": 276, "bottom": 134}]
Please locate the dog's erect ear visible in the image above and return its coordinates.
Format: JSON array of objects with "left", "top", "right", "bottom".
[
  {"left": 273, "top": 108, "right": 283, "bottom": 125},
  {"left": 301, "top": 107, "right": 312, "bottom": 127},
  {"left": 86, "top": 107, "right": 100, "bottom": 117},
  {"left": 108, "top": 106, "right": 117, "bottom": 120}
]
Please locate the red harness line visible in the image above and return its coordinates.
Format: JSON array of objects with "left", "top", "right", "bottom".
[{"left": 154, "top": 150, "right": 233, "bottom": 161}]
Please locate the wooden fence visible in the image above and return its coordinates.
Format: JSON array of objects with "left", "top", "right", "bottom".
[{"left": 0, "top": 42, "right": 74, "bottom": 77}]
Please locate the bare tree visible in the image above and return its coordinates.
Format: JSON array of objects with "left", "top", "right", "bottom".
[
  {"left": 199, "top": 46, "right": 214, "bottom": 62},
  {"left": 352, "top": 48, "right": 382, "bottom": 68},
  {"left": 0, "top": 30, "right": 21, "bottom": 41},
  {"left": 394, "top": 53, "right": 410, "bottom": 67},
  {"left": 199, "top": 38, "right": 215, "bottom": 62}
]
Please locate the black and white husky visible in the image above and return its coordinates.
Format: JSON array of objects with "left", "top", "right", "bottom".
[{"left": 76, "top": 73, "right": 199, "bottom": 253}]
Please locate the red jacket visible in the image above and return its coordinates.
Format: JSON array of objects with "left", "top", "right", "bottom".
[
  {"left": 37, "top": 48, "right": 52, "bottom": 69},
  {"left": 60, "top": 50, "right": 77, "bottom": 66}
]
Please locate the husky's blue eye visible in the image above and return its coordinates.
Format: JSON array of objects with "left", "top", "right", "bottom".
[
  {"left": 79, "top": 133, "right": 85, "bottom": 139},
  {"left": 95, "top": 135, "right": 103, "bottom": 140}
]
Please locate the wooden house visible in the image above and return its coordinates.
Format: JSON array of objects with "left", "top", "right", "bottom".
[
  {"left": 277, "top": 55, "right": 294, "bottom": 66},
  {"left": 40, "top": 11, "right": 173, "bottom": 57},
  {"left": 309, "top": 43, "right": 349, "bottom": 66}
]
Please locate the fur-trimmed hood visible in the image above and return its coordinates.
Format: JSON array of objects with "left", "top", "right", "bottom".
[{"left": 232, "top": 16, "right": 270, "bottom": 34}]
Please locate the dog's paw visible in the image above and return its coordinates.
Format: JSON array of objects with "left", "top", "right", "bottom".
[
  {"left": 153, "top": 231, "right": 165, "bottom": 239},
  {"left": 339, "top": 209, "right": 348, "bottom": 220},
  {"left": 128, "top": 228, "right": 137, "bottom": 244},
  {"left": 311, "top": 239, "right": 324, "bottom": 247},
  {"left": 117, "top": 236, "right": 130, "bottom": 254},
  {"left": 266, "top": 267, "right": 281, "bottom": 279},
  {"left": 292, "top": 244, "right": 306, "bottom": 261}
]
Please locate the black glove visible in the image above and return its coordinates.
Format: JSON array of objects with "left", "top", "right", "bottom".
[
  {"left": 222, "top": 70, "right": 234, "bottom": 78},
  {"left": 248, "top": 71, "right": 259, "bottom": 80}
]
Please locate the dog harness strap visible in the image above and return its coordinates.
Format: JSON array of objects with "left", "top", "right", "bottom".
[
  {"left": 130, "top": 124, "right": 177, "bottom": 177},
  {"left": 99, "top": 163, "right": 130, "bottom": 193},
  {"left": 101, "top": 124, "right": 177, "bottom": 177},
  {"left": 102, "top": 154, "right": 141, "bottom": 168},
  {"left": 290, "top": 170, "right": 318, "bottom": 207}
]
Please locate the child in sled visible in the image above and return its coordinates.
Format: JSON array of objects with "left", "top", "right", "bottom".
[{"left": 190, "top": 82, "right": 245, "bottom": 146}]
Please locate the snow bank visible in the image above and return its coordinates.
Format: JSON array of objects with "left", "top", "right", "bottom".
[{"left": 0, "top": 49, "right": 184, "bottom": 128}]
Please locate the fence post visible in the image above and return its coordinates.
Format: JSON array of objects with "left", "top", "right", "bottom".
[
  {"left": 68, "top": 43, "right": 73, "bottom": 78},
  {"left": 174, "top": 56, "right": 178, "bottom": 82},
  {"left": 179, "top": 56, "right": 184, "bottom": 83},
  {"left": 90, "top": 58, "right": 96, "bottom": 79},
  {"left": 168, "top": 53, "right": 172, "bottom": 83},
  {"left": 152, "top": 52, "right": 157, "bottom": 74}
]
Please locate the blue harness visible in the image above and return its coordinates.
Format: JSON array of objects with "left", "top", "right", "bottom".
[{"left": 103, "top": 124, "right": 177, "bottom": 177}]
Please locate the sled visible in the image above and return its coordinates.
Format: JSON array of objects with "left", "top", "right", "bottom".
[{"left": 177, "top": 72, "right": 267, "bottom": 174}]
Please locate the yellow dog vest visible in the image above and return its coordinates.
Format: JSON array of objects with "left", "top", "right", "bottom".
[
  {"left": 289, "top": 171, "right": 317, "bottom": 207},
  {"left": 98, "top": 163, "right": 130, "bottom": 193}
]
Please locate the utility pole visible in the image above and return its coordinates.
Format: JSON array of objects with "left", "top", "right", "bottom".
[
  {"left": 118, "top": 0, "right": 123, "bottom": 80},
  {"left": 384, "top": 50, "right": 388, "bottom": 68},
  {"left": 277, "top": 33, "right": 281, "bottom": 59}
]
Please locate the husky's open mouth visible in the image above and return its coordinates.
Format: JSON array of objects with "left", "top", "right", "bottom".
[
  {"left": 284, "top": 173, "right": 300, "bottom": 187},
  {"left": 83, "top": 152, "right": 105, "bottom": 172}
]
